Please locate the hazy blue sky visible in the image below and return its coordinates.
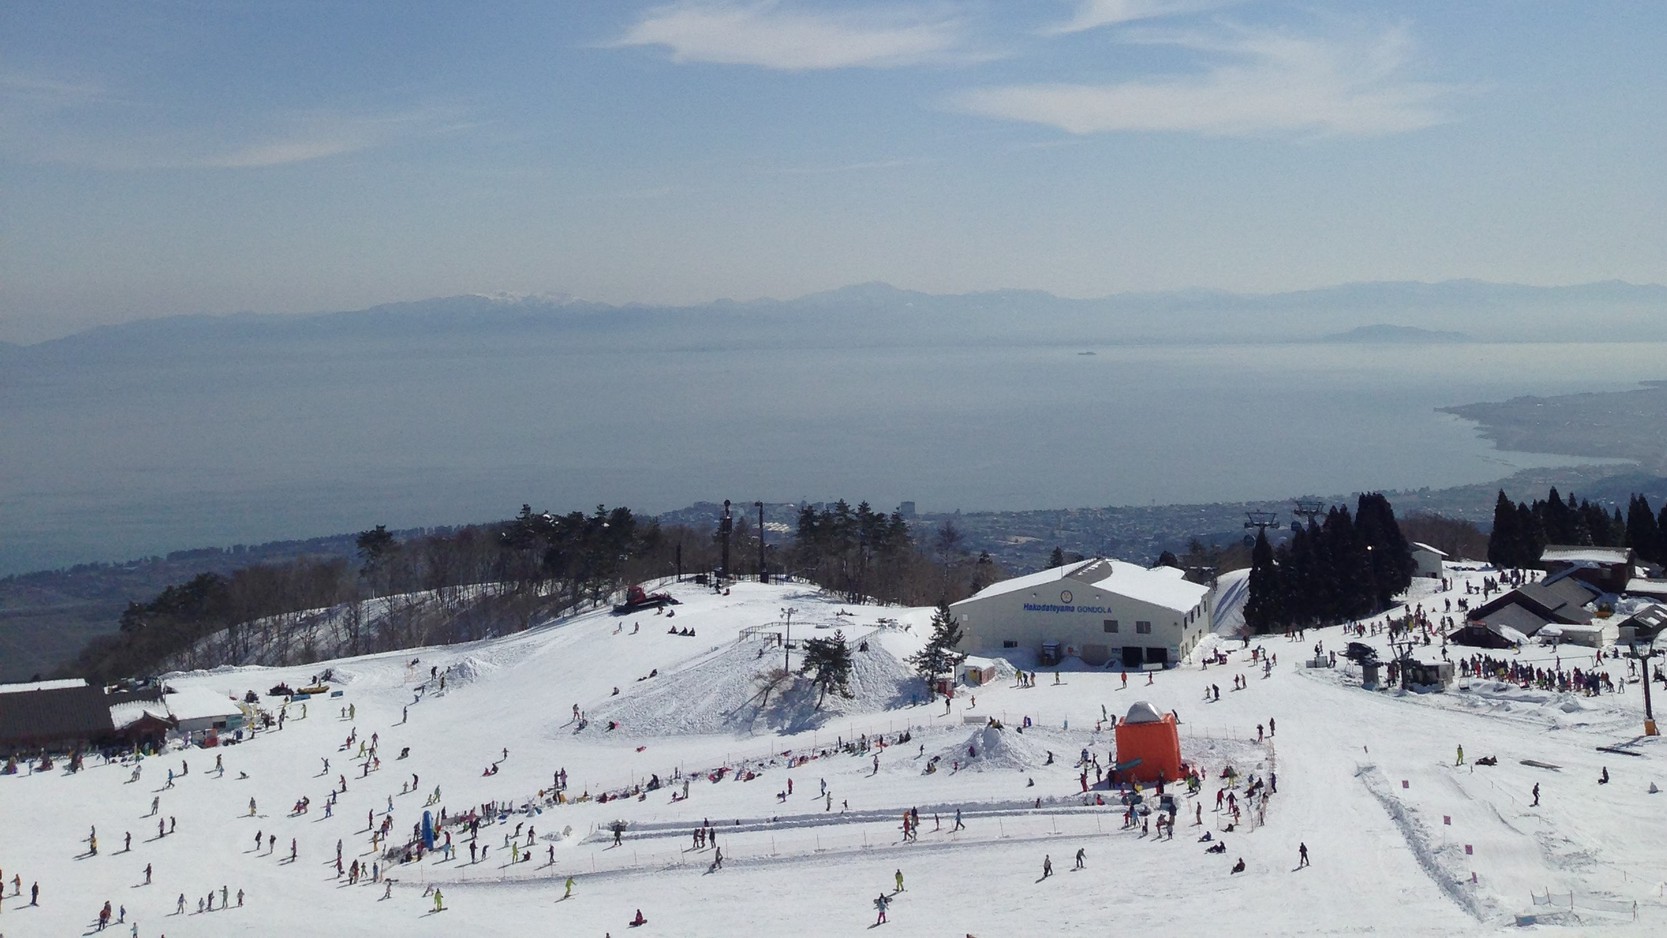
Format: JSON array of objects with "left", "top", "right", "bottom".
[{"left": 3, "top": 1, "right": 1664, "bottom": 342}]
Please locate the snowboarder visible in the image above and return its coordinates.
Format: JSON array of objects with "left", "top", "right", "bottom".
[
  {"left": 1042, "top": 855, "right": 1053, "bottom": 878},
  {"left": 894, "top": 869, "right": 904, "bottom": 892},
  {"left": 874, "top": 892, "right": 891, "bottom": 924},
  {"left": 631, "top": 908, "right": 648, "bottom": 927},
  {"left": 1600, "top": 767, "right": 1610, "bottom": 785},
  {"left": 432, "top": 887, "right": 443, "bottom": 912},
  {"left": 953, "top": 808, "right": 965, "bottom": 831},
  {"left": 1298, "top": 842, "right": 1309, "bottom": 868},
  {"left": 1231, "top": 857, "right": 1246, "bottom": 874},
  {"left": 564, "top": 876, "right": 575, "bottom": 899},
  {"left": 1074, "top": 847, "right": 1086, "bottom": 869},
  {"left": 1531, "top": 783, "right": 1540, "bottom": 806},
  {"left": 1455, "top": 744, "right": 1464, "bottom": 765}
]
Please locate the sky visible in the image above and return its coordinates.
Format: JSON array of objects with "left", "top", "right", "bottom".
[{"left": 2, "top": 1, "right": 1664, "bottom": 343}]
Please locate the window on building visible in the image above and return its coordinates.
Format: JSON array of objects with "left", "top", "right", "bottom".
[
  {"left": 1002, "top": 640, "right": 1018, "bottom": 649},
  {"left": 1135, "top": 620, "right": 1152, "bottom": 634},
  {"left": 1103, "top": 619, "right": 1119, "bottom": 633}
]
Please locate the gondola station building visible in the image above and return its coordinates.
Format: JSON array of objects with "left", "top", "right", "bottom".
[{"left": 950, "top": 558, "right": 1212, "bottom": 670}]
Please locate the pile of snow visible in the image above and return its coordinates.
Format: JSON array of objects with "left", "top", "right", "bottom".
[
  {"left": 582, "top": 632, "right": 918, "bottom": 737},
  {"left": 935, "top": 724, "right": 1054, "bottom": 773}
]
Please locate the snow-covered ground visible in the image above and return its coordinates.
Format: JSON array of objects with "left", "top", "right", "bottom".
[{"left": 5, "top": 570, "right": 1665, "bottom": 936}]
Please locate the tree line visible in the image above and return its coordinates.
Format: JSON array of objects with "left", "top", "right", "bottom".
[
  {"left": 1243, "top": 493, "right": 1416, "bottom": 634},
  {"left": 67, "top": 499, "right": 1003, "bottom": 682},
  {"left": 1485, "top": 486, "right": 1653, "bottom": 569}
]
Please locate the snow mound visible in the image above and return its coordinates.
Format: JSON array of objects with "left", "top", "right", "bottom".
[
  {"left": 443, "top": 654, "right": 496, "bottom": 689},
  {"left": 580, "top": 635, "right": 917, "bottom": 738},
  {"left": 936, "top": 724, "right": 1054, "bottom": 773}
]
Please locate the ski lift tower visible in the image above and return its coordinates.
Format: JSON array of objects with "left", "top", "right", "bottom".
[
  {"left": 1243, "top": 511, "right": 1279, "bottom": 548},
  {"left": 1291, "top": 498, "right": 1325, "bottom": 531}
]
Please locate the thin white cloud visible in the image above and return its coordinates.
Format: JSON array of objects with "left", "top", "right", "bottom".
[
  {"left": 952, "top": 23, "right": 1458, "bottom": 138},
  {"left": 204, "top": 138, "right": 371, "bottom": 169},
  {"left": 193, "top": 106, "right": 467, "bottom": 169},
  {"left": 1042, "top": 0, "right": 1238, "bottom": 36},
  {"left": 772, "top": 156, "right": 933, "bottom": 175},
  {"left": 0, "top": 77, "right": 467, "bottom": 170},
  {"left": 613, "top": 1, "right": 973, "bottom": 70}
]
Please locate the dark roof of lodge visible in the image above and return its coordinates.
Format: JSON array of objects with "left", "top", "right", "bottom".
[
  {"left": 1477, "top": 603, "right": 1554, "bottom": 637},
  {"left": 1472, "top": 578, "right": 1597, "bottom": 626},
  {"left": 0, "top": 685, "right": 116, "bottom": 747}
]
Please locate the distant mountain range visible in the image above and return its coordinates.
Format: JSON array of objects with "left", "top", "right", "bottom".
[
  {"left": 9, "top": 279, "right": 1665, "bottom": 360},
  {"left": 1320, "top": 324, "right": 1472, "bottom": 344}
]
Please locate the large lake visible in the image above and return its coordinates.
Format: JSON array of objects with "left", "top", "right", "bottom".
[{"left": 2, "top": 340, "right": 1658, "bottom": 575}]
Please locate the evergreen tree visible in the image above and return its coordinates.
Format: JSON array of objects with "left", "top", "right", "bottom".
[
  {"left": 1048, "top": 546, "right": 1067, "bottom": 569},
  {"left": 1630, "top": 495, "right": 1664, "bottom": 565},
  {"left": 1487, "top": 490, "right": 1518, "bottom": 568},
  {"left": 1242, "top": 529, "right": 1281, "bottom": 634},
  {"left": 1355, "top": 493, "right": 1414, "bottom": 607},
  {"left": 799, "top": 629, "right": 854, "bottom": 708},
  {"left": 907, "top": 601, "right": 966, "bottom": 696},
  {"left": 1516, "top": 501, "right": 1546, "bottom": 567}
]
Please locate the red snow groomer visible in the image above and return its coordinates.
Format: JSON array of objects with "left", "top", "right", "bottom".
[{"left": 612, "top": 584, "right": 679, "bottom": 615}]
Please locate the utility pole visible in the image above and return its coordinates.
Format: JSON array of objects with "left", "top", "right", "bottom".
[
  {"left": 756, "top": 501, "right": 767, "bottom": 583},
  {"left": 782, "top": 607, "right": 797, "bottom": 675},
  {"left": 719, "top": 500, "right": 733, "bottom": 583}
]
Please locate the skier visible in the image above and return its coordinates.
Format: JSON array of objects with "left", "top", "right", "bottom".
[{"left": 1298, "top": 842, "right": 1309, "bottom": 868}]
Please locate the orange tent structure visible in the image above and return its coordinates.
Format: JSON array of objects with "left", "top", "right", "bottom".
[{"left": 1114, "top": 701, "right": 1182, "bottom": 785}]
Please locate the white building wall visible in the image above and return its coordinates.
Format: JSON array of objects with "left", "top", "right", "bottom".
[{"left": 953, "top": 578, "right": 1210, "bottom": 668}]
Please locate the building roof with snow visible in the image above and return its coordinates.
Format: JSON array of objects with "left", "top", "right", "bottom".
[
  {"left": 164, "top": 688, "right": 245, "bottom": 724},
  {"left": 1626, "top": 578, "right": 1667, "bottom": 598},
  {"left": 1541, "top": 545, "right": 1632, "bottom": 566},
  {"left": 959, "top": 558, "right": 1207, "bottom": 614},
  {"left": 1411, "top": 542, "right": 1449, "bottom": 557},
  {"left": 109, "top": 700, "right": 175, "bottom": 731},
  {"left": 0, "top": 678, "right": 89, "bottom": 695}
]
